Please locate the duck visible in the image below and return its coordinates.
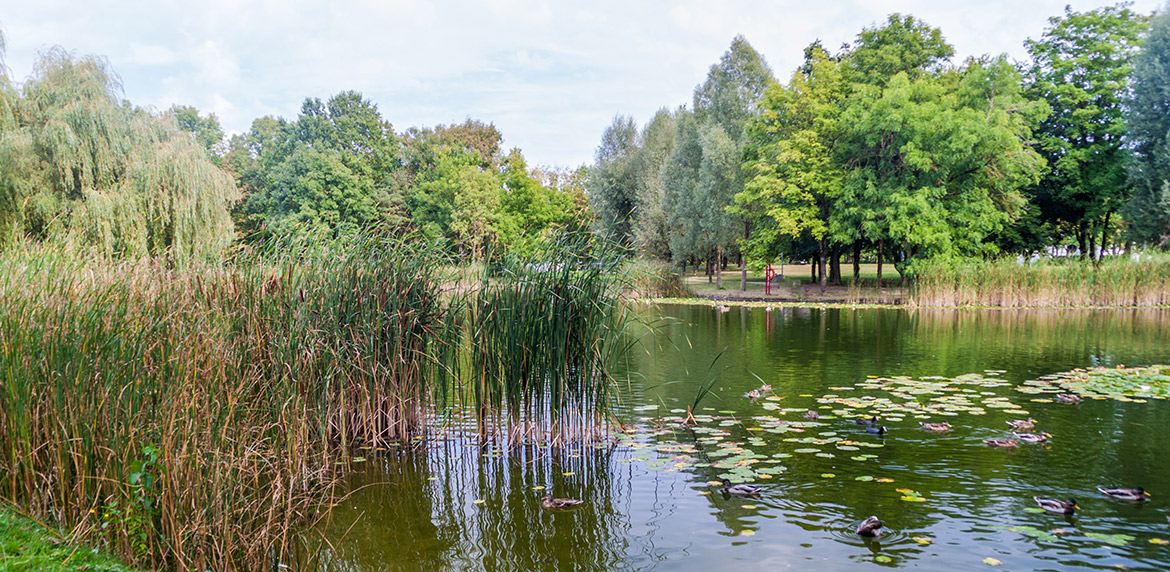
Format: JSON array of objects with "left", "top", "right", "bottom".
[
  {"left": 1034, "top": 497, "right": 1078, "bottom": 514},
  {"left": 855, "top": 415, "right": 879, "bottom": 427},
  {"left": 1055, "top": 394, "right": 1082, "bottom": 403},
  {"left": 865, "top": 425, "right": 887, "bottom": 435},
  {"left": 1098, "top": 487, "right": 1149, "bottom": 501},
  {"left": 716, "top": 304, "right": 731, "bottom": 313},
  {"left": 984, "top": 438, "right": 1017, "bottom": 448},
  {"left": 721, "top": 478, "right": 762, "bottom": 497},
  {"left": 1013, "top": 431, "right": 1052, "bottom": 444},
  {"left": 856, "top": 515, "right": 883, "bottom": 537},
  {"left": 758, "top": 384, "right": 773, "bottom": 392},
  {"left": 1006, "top": 417, "right": 1037, "bottom": 430},
  {"left": 920, "top": 421, "right": 951, "bottom": 433},
  {"left": 746, "top": 389, "right": 762, "bottom": 400},
  {"left": 804, "top": 410, "right": 819, "bottom": 420},
  {"left": 542, "top": 494, "right": 584, "bottom": 509}
]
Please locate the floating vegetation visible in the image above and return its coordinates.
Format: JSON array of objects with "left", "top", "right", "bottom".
[{"left": 1018, "top": 365, "right": 1169, "bottom": 401}]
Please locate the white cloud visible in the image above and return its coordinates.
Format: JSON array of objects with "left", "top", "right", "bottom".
[{"left": 0, "top": 0, "right": 1162, "bottom": 166}]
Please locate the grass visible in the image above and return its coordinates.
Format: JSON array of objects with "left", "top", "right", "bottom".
[
  {"left": 0, "top": 508, "right": 142, "bottom": 571},
  {"left": 911, "top": 254, "right": 1170, "bottom": 307}
]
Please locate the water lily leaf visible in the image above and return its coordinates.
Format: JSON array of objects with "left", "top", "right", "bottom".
[
  {"left": 874, "top": 555, "right": 893, "bottom": 563},
  {"left": 982, "top": 557, "right": 1004, "bottom": 566},
  {"left": 912, "top": 537, "right": 932, "bottom": 544},
  {"left": 740, "top": 529, "right": 756, "bottom": 536},
  {"left": 1084, "top": 532, "right": 1134, "bottom": 546},
  {"left": 532, "top": 486, "right": 545, "bottom": 491},
  {"left": 815, "top": 452, "right": 835, "bottom": 458},
  {"left": 742, "top": 504, "right": 758, "bottom": 509},
  {"left": 562, "top": 472, "right": 575, "bottom": 476},
  {"left": 876, "top": 478, "right": 895, "bottom": 483},
  {"left": 794, "top": 448, "right": 820, "bottom": 454},
  {"left": 855, "top": 476, "right": 874, "bottom": 481},
  {"left": 1150, "top": 538, "right": 1169, "bottom": 545},
  {"left": 1024, "top": 507, "right": 1045, "bottom": 513},
  {"left": 698, "top": 491, "right": 711, "bottom": 495},
  {"left": 473, "top": 499, "right": 486, "bottom": 505},
  {"left": 821, "top": 473, "right": 835, "bottom": 478},
  {"left": 901, "top": 496, "right": 927, "bottom": 502}
]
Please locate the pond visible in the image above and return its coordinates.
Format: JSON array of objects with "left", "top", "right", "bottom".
[{"left": 311, "top": 305, "right": 1170, "bottom": 571}]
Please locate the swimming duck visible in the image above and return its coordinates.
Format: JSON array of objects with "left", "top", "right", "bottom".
[
  {"left": 856, "top": 515, "right": 883, "bottom": 537},
  {"left": 855, "top": 415, "right": 879, "bottom": 427},
  {"left": 1034, "top": 497, "right": 1078, "bottom": 514},
  {"left": 865, "top": 425, "right": 887, "bottom": 435},
  {"left": 1055, "top": 394, "right": 1082, "bottom": 403},
  {"left": 716, "top": 304, "right": 731, "bottom": 313},
  {"left": 1098, "top": 487, "right": 1149, "bottom": 501},
  {"left": 758, "top": 384, "right": 773, "bottom": 392},
  {"left": 984, "top": 438, "right": 1017, "bottom": 448},
  {"left": 721, "top": 478, "right": 762, "bottom": 497},
  {"left": 919, "top": 421, "right": 951, "bottom": 433},
  {"left": 1013, "top": 431, "right": 1052, "bottom": 444},
  {"left": 1006, "top": 417, "right": 1037, "bottom": 430},
  {"left": 746, "top": 389, "right": 762, "bottom": 399},
  {"left": 804, "top": 410, "right": 819, "bottom": 420},
  {"left": 542, "top": 494, "right": 584, "bottom": 509}
]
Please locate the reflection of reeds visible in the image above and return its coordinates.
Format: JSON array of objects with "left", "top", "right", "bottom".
[
  {"left": 0, "top": 232, "right": 449, "bottom": 569},
  {"left": 911, "top": 256, "right": 1170, "bottom": 308}
]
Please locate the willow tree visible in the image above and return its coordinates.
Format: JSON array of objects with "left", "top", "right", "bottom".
[{"left": 0, "top": 48, "right": 237, "bottom": 259}]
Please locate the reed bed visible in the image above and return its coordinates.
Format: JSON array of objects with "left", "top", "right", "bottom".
[
  {"left": 910, "top": 254, "right": 1170, "bottom": 308},
  {"left": 455, "top": 234, "right": 635, "bottom": 445},
  {"left": 0, "top": 232, "right": 452, "bottom": 570},
  {"left": 621, "top": 259, "right": 692, "bottom": 299}
]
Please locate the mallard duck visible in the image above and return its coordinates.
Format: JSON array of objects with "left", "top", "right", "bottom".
[
  {"left": 1034, "top": 497, "right": 1078, "bottom": 514},
  {"left": 746, "top": 389, "right": 762, "bottom": 399},
  {"left": 804, "top": 410, "right": 819, "bottom": 420},
  {"left": 1098, "top": 487, "right": 1149, "bottom": 501},
  {"left": 1013, "top": 431, "right": 1052, "bottom": 443},
  {"left": 855, "top": 415, "right": 879, "bottom": 427},
  {"left": 758, "top": 384, "right": 772, "bottom": 392},
  {"left": 920, "top": 421, "right": 951, "bottom": 433},
  {"left": 542, "top": 494, "right": 584, "bottom": 509},
  {"left": 856, "top": 515, "right": 883, "bottom": 537},
  {"left": 1006, "top": 417, "right": 1037, "bottom": 430},
  {"left": 1055, "top": 394, "right": 1082, "bottom": 403},
  {"left": 716, "top": 304, "right": 731, "bottom": 313},
  {"left": 984, "top": 438, "right": 1017, "bottom": 448},
  {"left": 721, "top": 478, "right": 762, "bottom": 496},
  {"left": 865, "top": 425, "right": 887, "bottom": 435}
]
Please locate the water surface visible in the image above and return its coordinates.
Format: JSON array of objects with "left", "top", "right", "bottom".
[{"left": 313, "top": 306, "right": 1170, "bottom": 571}]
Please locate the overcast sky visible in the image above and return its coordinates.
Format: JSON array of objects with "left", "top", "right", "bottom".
[{"left": 0, "top": 1, "right": 1163, "bottom": 168}]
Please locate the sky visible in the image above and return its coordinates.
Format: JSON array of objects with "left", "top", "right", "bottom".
[{"left": 0, "top": 1, "right": 1163, "bottom": 169}]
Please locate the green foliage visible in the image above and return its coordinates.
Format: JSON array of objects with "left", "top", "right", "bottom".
[
  {"left": 1025, "top": 3, "right": 1150, "bottom": 257},
  {"left": 1126, "top": 4, "right": 1170, "bottom": 246},
  {"left": 693, "top": 34, "right": 775, "bottom": 140},
  {"left": 0, "top": 48, "right": 237, "bottom": 260},
  {"left": 846, "top": 13, "right": 954, "bottom": 86},
  {"left": 166, "top": 104, "right": 224, "bottom": 160},
  {"left": 0, "top": 509, "right": 143, "bottom": 572},
  {"left": 587, "top": 114, "right": 640, "bottom": 246}
]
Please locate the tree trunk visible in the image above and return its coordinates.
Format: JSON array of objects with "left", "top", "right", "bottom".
[
  {"left": 829, "top": 246, "right": 841, "bottom": 285},
  {"left": 817, "top": 238, "right": 828, "bottom": 288},
  {"left": 877, "top": 239, "right": 884, "bottom": 291},
  {"left": 716, "top": 246, "right": 723, "bottom": 289},
  {"left": 853, "top": 240, "right": 861, "bottom": 283},
  {"left": 1077, "top": 221, "right": 1088, "bottom": 260},
  {"left": 1088, "top": 222, "right": 1098, "bottom": 264},
  {"left": 707, "top": 253, "right": 713, "bottom": 283},
  {"left": 811, "top": 254, "right": 818, "bottom": 282},
  {"left": 1099, "top": 211, "right": 1112, "bottom": 262}
]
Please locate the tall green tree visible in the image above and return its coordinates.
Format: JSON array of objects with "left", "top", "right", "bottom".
[
  {"left": 167, "top": 105, "right": 224, "bottom": 162},
  {"left": 631, "top": 108, "right": 677, "bottom": 260},
  {"left": 737, "top": 42, "right": 847, "bottom": 285},
  {"left": 839, "top": 58, "right": 1047, "bottom": 274},
  {"left": 0, "top": 48, "right": 237, "bottom": 259},
  {"left": 1126, "top": 3, "right": 1170, "bottom": 246},
  {"left": 846, "top": 13, "right": 954, "bottom": 87},
  {"left": 1025, "top": 3, "right": 1150, "bottom": 259},
  {"left": 587, "top": 114, "right": 639, "bottom": 246}
]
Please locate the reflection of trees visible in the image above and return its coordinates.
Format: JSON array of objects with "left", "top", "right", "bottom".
[{"left": 309, "top": 438, "right": 631, "bottom": 571}]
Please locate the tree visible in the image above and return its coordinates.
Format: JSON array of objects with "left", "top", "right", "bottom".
[
  {"left": 0, "top": 48, "right": 237, "bottom": 259},
  {"left": 846, "top": 13, "right": 954, "bottom": 87},
  {"left": 737, "top": 42, "right": 848, "bottom": 286},
  {"left": 693, "top": 34, "right": 775, "bottom": 141},
  {"left": 1025, "top": 3, "right": 1150, "bottom": 259},
  {"left": 839, "top": 58, "right": 1047, "bottom": 274},
  {"left": 632, "top": 108, "right": 677, "bottom": 260},
  {"left": 167, "top": 105, "right": 225, "bottom": 162},
  {"left": 586, "top": 114, "right": 639, "bottom": 246},
  {"left": 1126, "top": 4, "right": 1170, "bottom": 246}
]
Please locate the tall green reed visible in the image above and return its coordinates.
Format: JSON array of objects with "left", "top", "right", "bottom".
[
  {"left": 0, "top": 231, "right": 452, "bottom": 570},
  {"left": 910, "top": 254, "right": 1170, "bottom": 308}
]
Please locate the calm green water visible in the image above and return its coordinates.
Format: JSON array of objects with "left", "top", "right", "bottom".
[{"left": 312, "top": 306, "right": 1170, "bottom": 571}]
